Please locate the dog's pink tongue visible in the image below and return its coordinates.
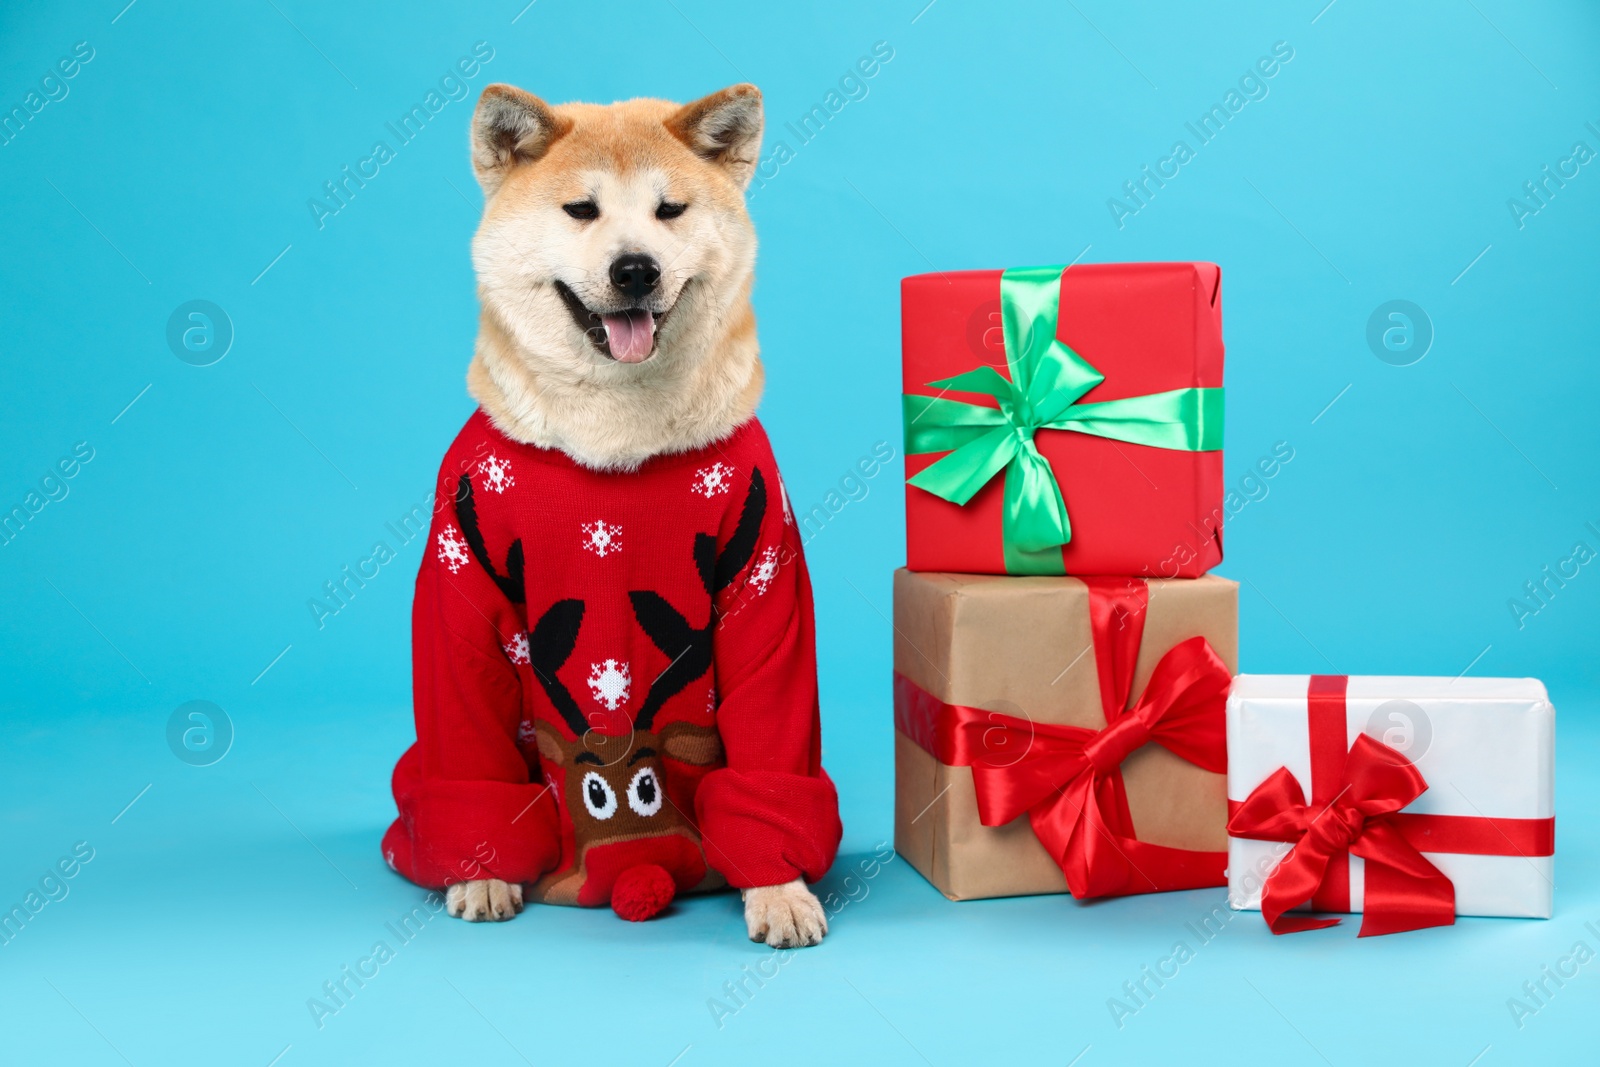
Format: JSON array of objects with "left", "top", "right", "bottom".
[{"left": 602, "top": 310, "right": 654, "bottom": 363}]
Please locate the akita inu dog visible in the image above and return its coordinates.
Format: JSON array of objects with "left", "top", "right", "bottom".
[{"left": 379, "top": 83, "right": 841, "bottom": 948}]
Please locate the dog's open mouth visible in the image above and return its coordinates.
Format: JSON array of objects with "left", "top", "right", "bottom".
[{"left": 554, "top": 281, "right": 678, "bottom": 364}]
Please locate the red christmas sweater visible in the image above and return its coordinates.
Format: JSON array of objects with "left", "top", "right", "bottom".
[{"left": 382, "top": 411, "right": 841, "bottom": 912}]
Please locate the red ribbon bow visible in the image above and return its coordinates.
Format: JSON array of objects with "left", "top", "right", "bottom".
[
  {"left": 1228, "top": 732, "right": 1456, "bottom": 936},
  {"left": 896, "top": 577, "right": 1232, "bottom": 899}
]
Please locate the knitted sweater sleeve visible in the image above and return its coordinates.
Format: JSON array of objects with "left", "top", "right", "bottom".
[
  {"left": 382, "top": 450, "right": 562, "bottom": 889},
  {"left": 693, "top": 441, "right": 843, "bottom": 888}
]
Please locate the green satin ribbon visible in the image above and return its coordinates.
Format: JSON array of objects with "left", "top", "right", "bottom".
[{"left": 904, "top": 264, "right": 1223, "bottom": 575}]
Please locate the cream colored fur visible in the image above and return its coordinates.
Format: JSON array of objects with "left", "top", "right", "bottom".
[
  {"left": 465, "top": 84, "right": 765, "bottom": 471},
  {"left": 446, "top": 877, "right": 522, "bottom": 921},
  {"left": 742, "top": 878, "right": 828, "bottom": 947},
  {"left": 445, "top": 83, "right": 826, "bottom": 946}
]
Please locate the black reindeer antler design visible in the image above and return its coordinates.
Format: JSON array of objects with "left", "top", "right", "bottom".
[
  {"left": 628, "top": 467, "right": 766, "bottom": 732},
  {"left": 454, "top": 474, "right": 585, "bottom": 735},
  {"left": 456, "top": 474, "right": 525, "bottom": 603},
  {"left": 526, "top": 598, "right": 588, "bottom": 737}
]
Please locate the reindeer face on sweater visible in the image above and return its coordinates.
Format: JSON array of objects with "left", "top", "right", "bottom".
[{"left": 533, "top": 720, "right": 721, "bottom": 851}]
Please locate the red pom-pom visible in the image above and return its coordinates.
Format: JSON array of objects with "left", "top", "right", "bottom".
[{"left": 611, "top": 864, "right": 676, "bottom": 922}]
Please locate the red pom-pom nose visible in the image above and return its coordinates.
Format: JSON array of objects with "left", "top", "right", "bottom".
[{"left": 611, "top": 864, "right": 677, "bottom": 922}]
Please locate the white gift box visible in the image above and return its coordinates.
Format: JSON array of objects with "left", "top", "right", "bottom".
[{"left": 1227, "top": 675, "right": 1554, "bottom": 921}]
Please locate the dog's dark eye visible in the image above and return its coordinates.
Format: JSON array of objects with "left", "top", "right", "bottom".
[
  {"left": 656, "top": 201, "right": 687, "bottom": 221},
  {"left": 563, "top": 200, "right": 599, "bottom": 221}
]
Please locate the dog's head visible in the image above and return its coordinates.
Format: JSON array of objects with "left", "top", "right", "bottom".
[{"left": 469, "top": 83, "right": 762, "bottom": 369}]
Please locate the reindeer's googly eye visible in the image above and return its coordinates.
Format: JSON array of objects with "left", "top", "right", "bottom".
[
  {"left": 627, "top": 766, "right": 663, "bottom": 817},
  {"left": 581, "top": 771, "right": 617, "bottom": 820}
]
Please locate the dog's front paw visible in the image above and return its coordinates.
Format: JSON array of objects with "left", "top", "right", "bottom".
[
  {"left": 445, "top": 879, "right": 524, "bottom": 922},
  {"left": 742, "top": 878, "right": 827, "bottom": 948}
]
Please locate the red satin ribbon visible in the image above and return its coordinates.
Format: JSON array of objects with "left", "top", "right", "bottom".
[
  {"left": 893, "top": 577, "right": 1232, "bottom": 899},
  {"left": 1227, "top": 675, "right": 1556, "bottom": 937}
]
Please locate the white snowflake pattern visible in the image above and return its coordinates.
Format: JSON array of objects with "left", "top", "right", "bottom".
[
  {"left": 581, "top": 520, "right": 622, "bottom": 558},
  {"left": 517, "top": 718, "right": 537, "bottom": 745},
  {"left": 478, "top": 453, "right": 515, "bottom": 494},
  {"left": 749, "top": 546, "right": 779, "bottom": 596},
  {"left": 436, "top": 524, "right": 470, "bottom": 573},
  {"left": 503, "top": 632, "right": 529, "bottom": 666},
  {"left": 587, "top": 658, "right": 632, "bottom": 711},
  {"left": 691, "top": 462, "right": 735, "bottom": 497},
  {"left": 706, "top": 686, "right": 717, "bottom": 713}
]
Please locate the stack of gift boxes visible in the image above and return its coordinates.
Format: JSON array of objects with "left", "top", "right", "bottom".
[{"left": 893, "top": 262, "right": 1556, "bottom": 936}]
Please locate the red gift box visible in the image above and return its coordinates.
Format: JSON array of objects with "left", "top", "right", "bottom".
[{"left": 901, "top": 262, "right": 1225, "bottom": 577}]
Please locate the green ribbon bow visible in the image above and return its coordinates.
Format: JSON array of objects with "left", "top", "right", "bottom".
[{"left": 903, "top": 264, "right": 1223, "bottom": 575}]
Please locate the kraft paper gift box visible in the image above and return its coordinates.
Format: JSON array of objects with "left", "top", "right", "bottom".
[
  {"left": 901, "top": 261, "right": 1225, "bottom": 577},
  {"left": 1227, "top": 675, "right": 1555, "bottom": 936},
  {"left": 893, "top": 568, "right": 1237, "bottom": 901}
]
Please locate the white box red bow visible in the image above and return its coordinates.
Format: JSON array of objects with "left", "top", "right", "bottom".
[{"left": 1226, "top": 674, "right": 1554, "bottom": 935}]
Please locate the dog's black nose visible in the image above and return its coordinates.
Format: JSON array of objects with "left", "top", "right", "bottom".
[{"left": 609, "top": 253, "right": 661, "bottom": 299}]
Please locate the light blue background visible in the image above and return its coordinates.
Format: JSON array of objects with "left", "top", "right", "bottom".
[{"left": 2, "top": 0, "right": 1597, "bottom": 1063}]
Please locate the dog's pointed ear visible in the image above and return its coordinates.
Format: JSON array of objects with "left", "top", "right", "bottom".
[
  {"left": 665, "top": 84, "right": 763, "bottom": 189},
  {"left": 471, "top": 84, "right": 571, "bottom": 195}
]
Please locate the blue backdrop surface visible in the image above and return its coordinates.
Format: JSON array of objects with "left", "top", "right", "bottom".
[{"left": 1, "top": 1, "right": 1597, "bottom": 1064}]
